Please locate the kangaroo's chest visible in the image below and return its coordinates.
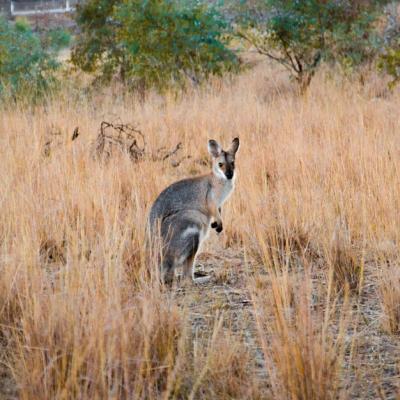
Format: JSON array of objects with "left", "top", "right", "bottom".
[{"left": 217, "top": 181, "right": 234, "bottom": 207}]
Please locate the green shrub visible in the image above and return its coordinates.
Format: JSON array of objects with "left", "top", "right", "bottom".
[
  {"left": 43, "top": 27, "right": 72, "bottom": 52},
  {"left": 235, "top": 0, "right": 389, "bottom": 90},
  {"left": 379, "top": 47, "right": 400, "bottom": 88},
  {"left": 0, "top": 17, "right": 60, "bottom": 102},
  {"left": 71, "top": 0, "right": 239, "bottom": 94}
]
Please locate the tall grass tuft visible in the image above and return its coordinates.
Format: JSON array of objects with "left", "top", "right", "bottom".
[{"left": 251, "top": 267, "right": 350, "bottom": 400}]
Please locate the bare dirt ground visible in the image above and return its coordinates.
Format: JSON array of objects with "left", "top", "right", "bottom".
[{"left": 174, "top": 239, "right": 399, "bottom": 400}]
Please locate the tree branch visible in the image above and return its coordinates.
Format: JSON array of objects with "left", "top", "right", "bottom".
[
  {"left": 294, "top": 55, "right": 303, "bottom": 73},
  {"left": 236, "top": 30, "right": 293, "bottom": 72}
]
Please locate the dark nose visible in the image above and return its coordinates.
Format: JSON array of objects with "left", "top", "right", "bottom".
[{"left": 226, "top": 172, "right": 233, "bottom": 180}]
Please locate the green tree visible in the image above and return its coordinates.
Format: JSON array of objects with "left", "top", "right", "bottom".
[
  {"left": 378, "top": 6, "right": 400, "bottom": 88},
  {"left": 379, "top": 47, "right": 400, "bottom": 87},
  {"left": 71, "top": 0, "right": 239, "bottom": 93},
  {"left": 235, "top": 0, "right": 389, "bottom": 90},
  {"left": 0, "top": 18, "right": 60, "bottom": 101},
  {"left": 42, "top": 27, "right": 72, "bottom": 52}
]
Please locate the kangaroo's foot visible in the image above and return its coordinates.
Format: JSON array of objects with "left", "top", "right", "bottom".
[
  {"left": 193, "top": 275, "right": 211, "bottom": 284},
  {"left": 161, "top": 258, "right": 175, "bottom": 286},
  {"left": 162, "top": 272, "right": 174, "bottom": 286},
  {"left": 193, "top": 269, "right": 211, "bottom": 284},
  {"left": 182, "top": 252, "right": 196, "bottom": 284}
]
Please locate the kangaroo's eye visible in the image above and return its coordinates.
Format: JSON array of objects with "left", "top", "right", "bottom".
[{"left": 218, "top": 162, "right": 224, "bottom": 168}]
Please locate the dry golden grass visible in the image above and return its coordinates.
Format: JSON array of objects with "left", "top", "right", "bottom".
[
  {"left": 251, "top": 269, "right": 350, "bottom": 400},
  {"left": 379, "top": 263, "right": 400, "bottom": 335},
  {"left": 0, "top": 64, "right": 399, "bottom": 399}
]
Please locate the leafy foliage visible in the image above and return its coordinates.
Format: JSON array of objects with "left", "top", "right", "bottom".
[
  {"left": 378, "top": 7, "right": 400, "bottom": 88},
  {"left": 71, "top": 0, "right": 239, "bottom": 93},
  {"left": 0, "top": 18, "right": 60, "bottom": 101},
  {"left": 71, "top": 0, "right": 120, "bottom": 81},
  {"left": 235, "top": 0, "right": 389, "bottom": 90},
  {"left": 42, "top": 27, "right": 72, "bottom": 52},
  {"left": 379, "top": 46, "right": 400, "bottom": 88}
]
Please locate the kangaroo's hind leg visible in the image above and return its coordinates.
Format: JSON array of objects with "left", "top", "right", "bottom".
[
  {"left": 183, "top": 241, "right": 199, "bottom": 280},
  {"left": 160, "top": 224, "right": 199, "bottom": 284},
  {"left": 161, "top": 211, "right": 208, "bottom": 284},
  {"left": 181, "top": 232, "right": 200, "bottom": 281},
  {"left": 181, "top": 227, "right": 210, "bottom": 284},
  {"left": 161, "top": 258, "right": 174, "bottom": 285}
]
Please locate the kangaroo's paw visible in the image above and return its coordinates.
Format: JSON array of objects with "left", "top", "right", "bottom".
[{"left": 211, "top": 221, "right": 223, "bottom": 233}]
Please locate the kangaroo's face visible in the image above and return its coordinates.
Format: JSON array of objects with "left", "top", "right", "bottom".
[{"left": 208, "top": 138, "right": 240, "bottom": 181}]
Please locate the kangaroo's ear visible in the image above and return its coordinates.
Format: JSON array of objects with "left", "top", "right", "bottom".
[
  {"left": 228, "top": 137, "right": 240, "bottom": 155},
  {"left": 208, "top": 139, "right": 222, "bottom": 158}
]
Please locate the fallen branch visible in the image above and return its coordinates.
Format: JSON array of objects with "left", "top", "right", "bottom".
[
  {"left": 94, "top": 121, "right": 146, "bottom": 162},
  {"left": 93, "top": 120, "right": 185, "bottom": 167}
]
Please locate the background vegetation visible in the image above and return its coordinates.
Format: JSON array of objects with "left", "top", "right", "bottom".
[
  {"left": 71, "top": 0, "right": 239, "bottom": 94},
  {"left": 234, "top": 0, "right": 391, "bottom": 89},
  {"left": 2, "top": 0, "right": 400, "bottom": 101},
  {"left": 0, "top": 17, "right": 70, "bottom": 101}
]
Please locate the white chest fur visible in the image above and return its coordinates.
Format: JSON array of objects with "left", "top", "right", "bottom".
[{"left": 217, "top": 180, "right": 234, "bottom": 207}]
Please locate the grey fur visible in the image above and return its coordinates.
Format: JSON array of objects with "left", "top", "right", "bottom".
[{"left": 148, "top": 138, "right": 239, "bottom": 284}]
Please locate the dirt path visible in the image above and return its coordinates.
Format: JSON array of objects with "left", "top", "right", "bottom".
[{"left": 174, "top": 241, "right": 399, "bottom": 400}]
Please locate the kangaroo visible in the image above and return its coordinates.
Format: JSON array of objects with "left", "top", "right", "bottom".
[{"left": 148, "top": 138, "right": 239, "bottom": 284}]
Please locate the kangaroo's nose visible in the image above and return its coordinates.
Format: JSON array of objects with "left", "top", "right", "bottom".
[{"left": 226, "top": 172, "right": 233, "bottom": 180}]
